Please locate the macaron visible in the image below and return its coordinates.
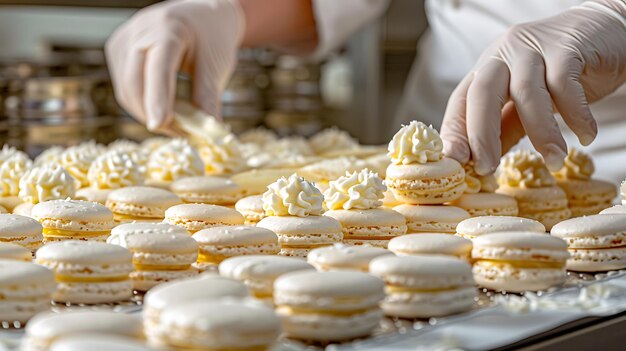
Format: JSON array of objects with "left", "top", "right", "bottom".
[
  {"left": 600, "top": 205, "right": 626, "bottom": 215},
  {"left": 32, "top": 200, "right": 115, "bottom": 243},
  {"left": 192, "top": 225, "right": 279, "bottom": 272},
  {"left": 143, "top": 276, "right": 249, "bottom": 338},
  {"left": 0, "top": 213, "right": 43, "bottom": 251},
  {"left": 369, "top": 255, "right": 476, "bottom": 318},
  {"left": 386, "top": 121, "right": 465, "bottom": 204},
  {"left": 50, "top": 335, "right": 152, "bottom": 351},
  {"left": 274, "top": 270, "right": 385, "bottom": 341},
  {"left": 307, "top": 244, "right": 393, "bottom": 272},
  {"left": 388, "top": 233, "right": 473, "bottom": 261},
  {"left": 496, "top": 150, "right": 570, "bottom": 230},
  {"left": 13, "top": 202, "right": 35, "bottom": 217},
  {"left": 235, "top": 194, "right": 266, "bottom": 224},
  {"left": 35, "top": 241, "right": 134, "bottom": 304},
  {"left": 392, "top": 204, "right": 470, "bottom": 233},
  {"left": 0, "top": 242, "right": 33, "bottom": 261},
  {"left": 153, "top": 300, "right": 281, "bottom": 350},
  {"left": 107, "top": 231, "right": 199, "bottom": 291},
  {"left": 219, "top": 255, "right": 315, "bottom": 301},
  {"left": 106, "top": 186, "right": 181, "bottom": 223},
  {"left": 386, "top": 157, "right": 467, "bottom": 205},
  {"left": 23, "top": 311, "right": 143, "bottom": 351},
  {"left": 163, "top": 203, "right": 244, "bottom": 233},
  {"left": 449, "top": 193, "right": 519, "bottom": 217},
  {"left": 257, "top": 216, "right": 343, "bottom": 257},
  {"left": 0, "top": 260, "right": 55, "bottom": 323},
  {"left": 324, "top": 208, "right": 406, "bottom": 247},
  {"left": 323, "top": 169, "right": 406, "bottom": 247},
  {"left": 456, "top": 216, "right": 546, "bottom": 240},
  {"left": 553, "top": 148, "right": 616, "bottom": 217},
  {"left": 551, "top": 214, "right": 626, "bottom": 272},
  {"left": 471, "top": 232, "right": 569, "bottom": 292},
  {"left": 0, "top": 205, "right": 6, "bottom": 213},
  {"left": 170, "top": 176, "right": 247, "bottom": 206}
]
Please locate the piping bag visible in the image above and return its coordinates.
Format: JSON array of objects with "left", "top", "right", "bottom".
[{"left": 172, "top": 100, "right": 232, "bottom": 142}]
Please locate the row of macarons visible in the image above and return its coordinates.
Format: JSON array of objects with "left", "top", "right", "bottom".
[
  {"left": 12, "top": 207, "right": 626, "bottom": 351},
  {"left": 3, "top": 207, "right": 626, "bottom": 326}
]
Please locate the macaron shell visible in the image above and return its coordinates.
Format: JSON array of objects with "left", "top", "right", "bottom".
[
  {"left": 392, "top": 204, "right": 469, "bottom": 233},
  {"left": 111, "top": 222, "right": 189, "bottom": 237},
  {"left": 75, "top": 188, "right": 112, "bottom": 205},
  {"left": 131, "top": 268, "right": 199, "bottom": 291},
  {"left": 449, "top": 193, "right": 519, "bottom": 217},
  {"left": 0, "top": 243, "right": 33, "bottom": 261},
  {"left": 565, "top": 247, "right": 626, "bottom": 272},
  {"left": 32, "top": 200, "right": 114, "bottom": 232},
  {"left": 107, "top": 232, "right": 198, "bottom": 254},
  {"left": 219, "top": 255, "right": 315, "bottom": 282},
  {"left": 193, "top": 226, "right": 278, "bottom": 246},
  {"left": 471, "top": 232, "right": 569, "bottom": 263},
  {"left": 0, "top": 214, "right": 43, "bottom": 250},
  {"left": 456, "top": 216, "right": 546, "bottom": 239},
  {"left": 600, "top": 205, "right": 626, "bottom": 214},
  {"left": 380, "top": 286, "right": 476, "bottom": 318},
  {"left": 307, "top": 245, "right": 393, "bottom": 271},
  {"left": 234, "top": 195, "right": 265, "bottom": 224},
  {"left": 496, "top": 185, "right": 570, "bottom": 229},
  {"left": 550, "top": 214, "right": 626, "bottom": 248},
  {"left": 158, "top": 300, "right": 281, "bottom": 350},
  {"left": 388, "top": 233, "right": 472, "bottom": 258},
  {"left": 171, "top": 176, "right": 246, "bottom": 205},
  {"left": 274, "top": 271, "right": 385, "bottom": 309},
  {"left": 36, "top": 240, "right": 133, "bottom": 266},
  {"left": 257, "top": 216, "right": 343, "bottom": 256},
  {"left": 557, "top": 179, "right": 616, "bottom": 217},
  {"left": 472, "top": 261, "right": 566, "bottom": 293},
  {"left": 323, "top": 208, "right": 407, "bottom": 242},
  {"left": 25, "top": 311, "right": 142, "bottom": 341},
  {"left": 106, "top": 186, "right": 181, "bottom": 218},
  {"left": 164, "top": 204, "right": 244, "bottom": 230},
  {"left": 49, "top": 335, "right": 152, "bottom": 351},
  {"left": 52, "top": 280, "right": 134, "bottom": 304}
]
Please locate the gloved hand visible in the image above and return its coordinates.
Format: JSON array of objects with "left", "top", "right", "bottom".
[
  {"left": 105, "top": 0, "right": 244, "bottom": 134},
  {"left": 441, "top": 0, "right": 626, "bottom": 175}
]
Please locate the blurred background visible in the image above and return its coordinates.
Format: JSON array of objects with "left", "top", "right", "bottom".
[{"left": 0, "top": 0, "right": 426, "bottom": 157}]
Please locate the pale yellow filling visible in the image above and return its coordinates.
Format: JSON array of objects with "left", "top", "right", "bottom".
[
  {"left": 42, "top": 228, "right": 110, "bottom": 238},
  {"left": 476, "top": 259, "right": 565, "bottom": 269},
  {"left": 54, "top": 274, "right": 129, "bottom": 283},
  {"left": 277, "top": 305, "right": 371, "bottom": 317},
  {"left": 113, "top": 213, "right": 161, "bottom": 221},
  {"left": 197, "top": 252, "right": 229, "bottom": 264}
]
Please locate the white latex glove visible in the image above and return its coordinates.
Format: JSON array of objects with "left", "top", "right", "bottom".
[
  {"left": 441, "top": 0, "right": 626, "bottom": 175},
  {"left": 105, "top": 0, "right": 244, "bottom": 134}
]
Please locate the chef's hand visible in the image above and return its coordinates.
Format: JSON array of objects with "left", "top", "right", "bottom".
[
  {"left": 106, "top": 0, "right": 317, "bottom": 135},
  {"left": 441, "top": 0, "right": 626, "bottom": 175},
  {"left": 105, "top": 0, "right": 243, "bottom": 135}
]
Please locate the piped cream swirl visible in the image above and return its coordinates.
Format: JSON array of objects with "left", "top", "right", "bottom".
[
  {"left": 263, "top": 174, "right": 324, "bottom": 217},
  {"left": 18, "top": 164, "right": 76, "bottom": 204},
  {"left": 198, "top": 134, "right": 246, "bottom": 175},
  {"left": 497, "top": 150, "right": 556, "bottom": 188},
  {"left": 88, "top": 151, "right": 144, "bottom": 189},
  {"left": 387, "top": 121, "right": 443, "bottom": 165},
  {"left": 148, "top": 139, "right": 204, "bottom": 182},
  {"left": 553, "top": 148, "right": 594, "bottom": 181},
  {"left": 324, "top": 169, "right": 386, "bottom": 210},
  {"left": 0, "top": 153, "right": 33, "bottom": 197}
]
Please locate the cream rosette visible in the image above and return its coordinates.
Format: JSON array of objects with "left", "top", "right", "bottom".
[
  {"left": 0, "top": 153, "right": 33, "bottom": 197},
  {"left": 324, "top": 169, "right": 386, "bottom": 210},
  {"left": 18, "top": 164, "right": 76, "bottom": 204},
  {"left": 309, "top": 127, "right": 359, "bottom": 155},
  {"left": 497, "top": 150, "right": 556, "bottom": 188},
  {"left": 197, "top": 134, "right": 246, "bottom": 175},
  {"left": 263, "top": 174, "right": 324, "bottom": 217},
  {"left": 88, "top": 150, "right": 144, "bottom": 189},
  {"left": 387, "top": 121, "right": 443, "bottom": 165},
  {"left": 553, "top": 148, "right": 594, "bottom": 181},
  {"left": 147, "top": 139, "right": 204, "bottom": 182}
]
